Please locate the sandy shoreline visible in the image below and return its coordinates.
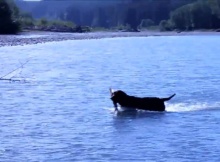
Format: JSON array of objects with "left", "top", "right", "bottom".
[{"left": 0, "top": 30, "right": 220, "bottom": 47}]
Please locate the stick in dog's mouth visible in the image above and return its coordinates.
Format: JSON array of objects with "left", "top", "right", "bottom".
[{"left": 109, "top": 88, "right": 114, "bottom": 96}]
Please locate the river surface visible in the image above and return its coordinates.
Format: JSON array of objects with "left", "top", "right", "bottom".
[{"left": 1, "top": 36, "right": 220, "bottom": 162}]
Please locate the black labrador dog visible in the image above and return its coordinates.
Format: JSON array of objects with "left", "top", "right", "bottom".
[{"left": 110, "top": 88, "right": 176, "bottom": 112}]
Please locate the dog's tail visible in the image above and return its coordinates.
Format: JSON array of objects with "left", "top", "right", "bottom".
[{"left": 161, "top": 93, "right": 176, "bottom": 102}]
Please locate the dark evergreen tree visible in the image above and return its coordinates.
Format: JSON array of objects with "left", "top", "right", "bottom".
[
  {"left": 125, "top": 8, "right": 139, "bottom": 31},
  {"left": 0, "top": 0, "right": 20, "bottom": 34}
]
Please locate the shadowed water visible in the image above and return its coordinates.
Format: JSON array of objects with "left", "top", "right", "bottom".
[{"left": 1, "top": 36, "right": 220, "bottom": 161}]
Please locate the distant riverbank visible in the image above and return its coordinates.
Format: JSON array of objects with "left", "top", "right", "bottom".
[{"left": 1, "top": 30, "right": 220, "bottom": 47}]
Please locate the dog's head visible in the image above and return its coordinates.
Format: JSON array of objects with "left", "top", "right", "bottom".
[{"left": 111, "top": 90, "right": 127, "bottom": 102}]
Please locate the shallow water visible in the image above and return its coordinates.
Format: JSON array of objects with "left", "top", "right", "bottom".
[{"left": 1, "top": 36, "right": 220, "bottom": 161}]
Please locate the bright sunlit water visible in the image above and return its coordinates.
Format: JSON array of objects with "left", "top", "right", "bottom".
[{"left": 1, "top": 36, "right": 220, "bottom": 161}]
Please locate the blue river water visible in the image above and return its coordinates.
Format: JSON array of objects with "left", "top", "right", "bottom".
[{"left": 1, "top": 35, "right": 220, "bottom": 162}]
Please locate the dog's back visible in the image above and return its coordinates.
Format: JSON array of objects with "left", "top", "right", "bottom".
[{"left": 124, "top": 95, "right": 166, "bottom": 111}]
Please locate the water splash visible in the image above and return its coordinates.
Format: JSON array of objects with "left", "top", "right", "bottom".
[
  {"left": 166, "top": 102, "right": 220, "bottom": 112},
  {"left": 105, "top": 102, "right": 220, "bottom": 114}
]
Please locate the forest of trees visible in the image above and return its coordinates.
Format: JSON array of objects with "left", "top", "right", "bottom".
[
  {"left": 2, "top": 0, "right": 220, "bottom": 34},
  {"left": 57, "top": 0, "right": 220, "bottom": 31},
  {"left": 40, "top": 0, "right": 197, "bottom": 31}
]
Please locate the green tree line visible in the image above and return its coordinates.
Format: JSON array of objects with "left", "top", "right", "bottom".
[
  {"left": 57, "top": 0, "right": 220, "bottom": 31},
  {"left": 57, "top": 0, "right": 196, "bottom": 31},
  {"left": 16, "top": 0, "right": 196, "bottom": 31},
  {"left": 2, "top": 0, "right": 220, "bottom": 34}
]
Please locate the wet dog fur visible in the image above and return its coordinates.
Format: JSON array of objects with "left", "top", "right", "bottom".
[{"left": 110, "top": 89, "right": 176, "bottom": 112}]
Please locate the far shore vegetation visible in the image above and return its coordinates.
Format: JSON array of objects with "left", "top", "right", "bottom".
[
  {"left": 1, "top": 0, "right": 220, "bottom": 34},
  {"left": 0, "top": 0, "right": 89, "bottom": 34}
]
